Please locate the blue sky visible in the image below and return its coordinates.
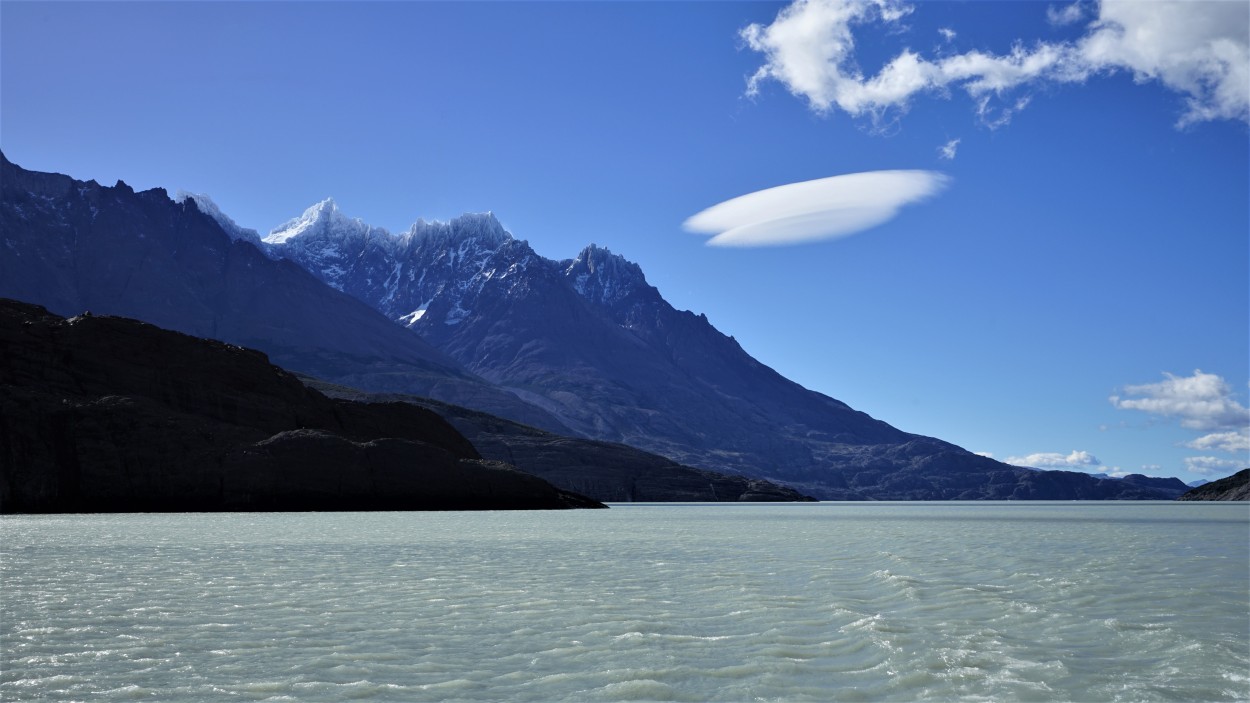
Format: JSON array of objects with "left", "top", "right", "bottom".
[{"left": 3, "top": 1, "right": 1247, "bottom": 482}]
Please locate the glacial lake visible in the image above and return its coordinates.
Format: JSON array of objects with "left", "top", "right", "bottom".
[{"left": 2, "top": 502, "right": 1247, "bottom": 702}]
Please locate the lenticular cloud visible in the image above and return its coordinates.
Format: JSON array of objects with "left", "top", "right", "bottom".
[{"left": 684, "top": 170, "right": 947, "bottom": 247}]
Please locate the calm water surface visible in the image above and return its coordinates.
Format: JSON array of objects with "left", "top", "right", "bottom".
[{"left": 2, "top": 502, "right": 1247, "bottom": 702}]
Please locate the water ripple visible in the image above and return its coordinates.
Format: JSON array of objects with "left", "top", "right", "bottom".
[{"left": 2, "top": 503, "right": 1246, "bottom": 701}]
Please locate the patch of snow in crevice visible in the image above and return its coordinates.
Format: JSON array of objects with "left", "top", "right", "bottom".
[{"left": 398, "top": 304, "right": 430, "bottom": 327}]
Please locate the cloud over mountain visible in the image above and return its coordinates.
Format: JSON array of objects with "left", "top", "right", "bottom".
[
  {"left": 1005, "top": 450, "right": 1102, "bottom": 470},
  {"left": 683, "top": 170, "right": 947, "bottom": 247}
]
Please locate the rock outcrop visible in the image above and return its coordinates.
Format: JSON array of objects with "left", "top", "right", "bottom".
[
  {"left": 1177, "top": 469, "right": 1250, "bottom": 501},
  {"left": 0, "top": 300, "right": 603, "bottom": 512}
]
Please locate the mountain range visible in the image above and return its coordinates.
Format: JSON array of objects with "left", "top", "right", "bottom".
[{"left": 0, "top": 154, "right": 1191, "bottom": 500}]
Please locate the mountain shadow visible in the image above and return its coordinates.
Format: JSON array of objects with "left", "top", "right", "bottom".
[{"left": 0, "top": 299, "right": 603, "bottom": 512}]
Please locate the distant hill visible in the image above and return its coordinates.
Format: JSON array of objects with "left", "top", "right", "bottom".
[{"left": 1177, "top": 470, "right": 1250, "bottom": 501}]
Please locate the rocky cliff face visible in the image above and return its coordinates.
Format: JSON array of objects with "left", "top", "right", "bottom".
[
  {"left": 1177, "top": 469, "right": 1250, "bottom": 501},
  {"left": 0, "top": 300, "right": 603, "bottom": 512}
]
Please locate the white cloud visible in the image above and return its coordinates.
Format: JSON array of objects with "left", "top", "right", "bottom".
[
  {"left": 937, "top": 137, "right": 960, "bottom": 160},
  {"left": 1110, "top": 369, "right": 1250, "bottom": 432},
  {"left": 1185, "top": 429, "right": 1250, "bottom": 454},
  {"left": 1183, "top": 456, "right": 1244, "bottom": 476},
  {"left": 683, "top": 170, "right": 947, "bottom": 247},
  {"left": 1047, "top": 2, "right": 1087, "bottom": 27},
  {"left": 973, "top": 451, "right": 993, "bottom": 458},
  {"left": 938, "top": 27, "right": 956, "bottom": 43},
  {"left": 740, "top": 0, "right": 1249, "bottom": 127},
  {"left": 1005, "top": 450, "right": 1102, "bottom": 469}
]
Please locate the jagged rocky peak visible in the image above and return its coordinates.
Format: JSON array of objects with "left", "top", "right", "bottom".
[
  {"left": 564, "top": 243, "right": 651, "bottom": 305},
  {"left": 406, "top": 211, "right": 512, "bottom": 249},
  {"left": 265, "top": 197, "right": 392, "bottom": 246}
]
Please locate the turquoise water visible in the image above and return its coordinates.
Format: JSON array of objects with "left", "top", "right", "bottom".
[{"left": 2, "top": 502, "right": 1247, "bottom": 701}]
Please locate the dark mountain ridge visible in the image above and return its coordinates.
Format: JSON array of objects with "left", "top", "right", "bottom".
[
  {"left": 0, "top": 299, "right": 603, "bottom": 512},
  {"left": 1177, "top": 469, "right": 1249, "bottom": 501}
]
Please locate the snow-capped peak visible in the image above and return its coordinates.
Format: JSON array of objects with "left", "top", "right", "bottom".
[
  {"left": 406, "top": 211, "right": 511, "bottom": 248},
  {"left": 174, "top": 190, "right": 263, "bottom": 245},
  {"left": 265, "top": 197, "right": 392, "bottom": 245}
]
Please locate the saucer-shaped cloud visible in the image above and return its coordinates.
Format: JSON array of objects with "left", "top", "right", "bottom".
[{"left": 684, "top": 170, "right": 947, "bottom": 247}]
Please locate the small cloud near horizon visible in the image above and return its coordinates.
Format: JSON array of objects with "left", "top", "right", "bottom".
[
  {"left": 1111, "top": 369, "right": 1250, "bottom": 474},
  {"left": 1004, "top": 450, "right": 1101, "bottom": 470},
  {"left": 683, "top": 170, "right": 947, "bottom": 248}
]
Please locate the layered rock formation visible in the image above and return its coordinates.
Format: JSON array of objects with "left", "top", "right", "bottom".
[{"left": 0, "top": 300, "right": 603, "bottom": 512}]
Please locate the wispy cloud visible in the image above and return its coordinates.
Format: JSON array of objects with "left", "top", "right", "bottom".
[
  {"left": 1110, "top": 370, "right": 1250, "bottom": 433},
  {"left": 1183, "top": 456, "right": 1244, "bottom": 477},
  {"left": 1184, "top": 429, "right": 1250, "bottom": 454},
  {"left": 1005, "top": 450, "right": 1102, "bottom": 470},
  {"left": 741, "top": 0, "right": 1249, "bottom": 127},
  {"left": 1046, "top": 2, "right": 1087, "bottom": 28},
  {"left": 683, "top": 170, "right": 947, "bottom": 247},
  {"left": 938, "top": 27, "right": 956, "bottom": 43},
  {"left": 1111, "top": 370, "right": 1249, "bottom": 474},
  {"left": 937, "top": 137, "right": 960, "bottom": 160}
]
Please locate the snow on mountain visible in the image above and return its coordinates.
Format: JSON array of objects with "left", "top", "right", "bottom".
[
  {"left": 563, "top": 243, "right": 654, "bottom": 313},
  {"left": 406, "top": 212, "right": 510, "bottom": 249},
  {"left": 264, "top": 197, "right": 387, "bottom": 245},
  {"left": 173, "top": 191, "right": 265, "bottom": 247},
  {"left": 260, "top": 198, "right": 399, "bottom": 292}
]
